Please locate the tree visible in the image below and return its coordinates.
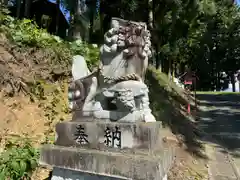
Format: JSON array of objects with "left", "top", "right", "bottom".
[
  {"left": 24, "top": 0, "right": 31, "bottom": 18},
  {"left": 16, "top": 0, "right": 21, "bottom": 18},
  {"left": 56, "top": 0, "right": 60, "bottom": 34},
  {"left": 86, "top": 0, "right": 97, "bottom": 43},
  {"left": 193, "top": 1, "right": 240, "bottom": 91},
  {"left": 62, "top": 0, "right": 89, "bottom": 40}
]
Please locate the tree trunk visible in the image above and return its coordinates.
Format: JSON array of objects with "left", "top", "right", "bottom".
[
  {"left": 239, "top": 80, "right": 240, "bottom": 92},
  {"left": 99, "top": 13, "right": 104, "bottom": 42},
  {"left": 89, "top": 13, "right": 94, "bottom": 42},
  {"left": 168, "top": 59, "right": 172, "bottom": 80},
  {"left": 155, "top": 45, "right": 162, "bottom": 71},
  {"left": 89, "top": 0, "right": 96, "bottom": 43},
  {"left": 216, "top": 71, "right": 220, "bottom": 91},
  {"left": 16, "top": 0, "right": 21, "bottom": 18},
  {"left": 148, "top": 0, "right": 153, "bottom": 29},
  {"left": 148, "top": 0, "right": 160, "bottom": 69},
  {"left": 24, "top": 0, "right": 31, "bottom": 18},
  {"left": 152, "top": 0, "right": 161, "bottom": 71},
  {"left": 172, "top": 62, "right": 175, "bottom": 80},
  {"left": 55, "top": 0, "right": 60, "bottom": 34},
  {"left": 230, "top": 72, "right": 236, "bottom": 92},
  {"left": 71, "top": 0, "right": 86, "bottom": 40},
  {"left": 169, "top": 8, "right": 177, "bottom": 80}
]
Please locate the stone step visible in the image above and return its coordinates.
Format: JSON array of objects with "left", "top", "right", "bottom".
[
  {"left": 40, "top": 144, "right": 174, "bottom": 180},
  {"left": 55, "top": 121, "right": 162, "bottom": 151}
]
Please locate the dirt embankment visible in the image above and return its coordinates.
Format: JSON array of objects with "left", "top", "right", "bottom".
[
  {"left": 0, "top": 34, "right": 71, "bottom": 179},
  {"left": 0, "top": 35, "right": 45, "bottom": 137},
  {"left": 0, "top": 33, "right": 71, "bottom": 95},
  {"left": 0, "top": 32, "right": 70, "bottom": 128},
  {"left": 0, "top": 35, "right": 69, "bottom": 141}
]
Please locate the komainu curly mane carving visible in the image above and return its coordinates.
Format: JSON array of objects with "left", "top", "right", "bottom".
[
  {"left": 100, "top": 18, "right": 151, "bottom": 83},
  {"left": 69, "top": 17, "right": 156, "bottom": 123}
]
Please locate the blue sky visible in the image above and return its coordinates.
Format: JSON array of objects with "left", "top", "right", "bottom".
[{"left": 237, "top": 0, "right": 240, "bottom": 5}]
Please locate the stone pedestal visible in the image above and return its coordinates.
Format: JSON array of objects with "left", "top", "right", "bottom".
[
  {"left": 40, "top": 120, "right": 174, "bottom": 180},
  {"left": 43, "top": 16, "right": 175, "bottom": 180}
]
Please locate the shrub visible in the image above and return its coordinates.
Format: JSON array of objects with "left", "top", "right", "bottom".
[
  {"left": 0, "top": 6, "right": 99, "bottom": 70},
  {"left": 0, "top": 137, "right": 39, "bottom": 180}
]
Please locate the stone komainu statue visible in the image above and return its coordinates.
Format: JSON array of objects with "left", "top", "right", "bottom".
[{"left": 69, "top": 17, "right": 155, "bottom": 122}]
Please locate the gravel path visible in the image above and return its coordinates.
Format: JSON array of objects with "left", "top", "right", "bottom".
[{"left": 197, "top": 93, "right": 240, "bottom": 180}]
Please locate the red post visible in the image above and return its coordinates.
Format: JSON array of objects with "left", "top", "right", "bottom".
[
  {"left": 187, "top": 103, "right": 191, "bottom": 114},
  {"left": 181, "top": 70, "right": 198, "bottom": 115}
]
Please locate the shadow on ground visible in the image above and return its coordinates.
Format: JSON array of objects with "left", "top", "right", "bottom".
[
  {"left": 196, "top": 93, "right": 240, "bottom": 153},
  {"left": 146, "top": 69, "right": 206, "bottom": 159}
]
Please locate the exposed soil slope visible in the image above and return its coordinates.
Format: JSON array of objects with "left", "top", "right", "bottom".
[{"left": 0, "top": 33, "right": 71, "bottom": 96}]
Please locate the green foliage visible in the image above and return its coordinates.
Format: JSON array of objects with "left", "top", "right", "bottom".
[
  {"left": 0, "top": 8, "right": 60, "bottom": 47},
  {"left": 69, "top": 40, "right": 99, "bottom": 68},
  {"left": 10, "top": 19, "right": 61, "bottom": 47},
  {"left": 0, "top": 7, "right": 99, "bottom": 70},
  {"left": 0, "top": 137, "right": 39, "bottom": 180}
]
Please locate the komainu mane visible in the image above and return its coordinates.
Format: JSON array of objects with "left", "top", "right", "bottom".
[{"left": 69, "top": 17, "right": 155, "bottom": 123}]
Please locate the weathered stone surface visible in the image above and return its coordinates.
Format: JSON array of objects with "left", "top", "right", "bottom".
[
  {"left": 99, "top": 17, "right": 151, "bottom": 81},
  {"left": 69, "top": 73, "right": 98, "bottom": 112},
  {"left": 40, "top": 145, "right": 174, "bottom": 180},
  {"left": 55, "top": 121, "right": 162, "bottom": 151},
  {"left": 51, "top": 167, "right": 131, "bottom": 180},
  {"left": 51, "top": 167, "right": 168, "bottom": 180},
  {"left": 68, "top": 17, "right": 156, "bottom": 123},
  {"left": 72, "top": 55, "right": 90, "bottom": 81}
]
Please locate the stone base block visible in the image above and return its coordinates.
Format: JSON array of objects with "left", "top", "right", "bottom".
[
  {"left": 51, "top": 167, "right": 168, "bottom": 180},
  {"left": 40, "top": 145, "right": 174, "bottom": 180},
  {"left": 55, "top": 121, "right": 162, "bottom": 151}
]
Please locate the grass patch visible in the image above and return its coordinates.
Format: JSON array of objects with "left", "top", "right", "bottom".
[{"left": 146, "top": 66, "right": 206, "bottom": 158}]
